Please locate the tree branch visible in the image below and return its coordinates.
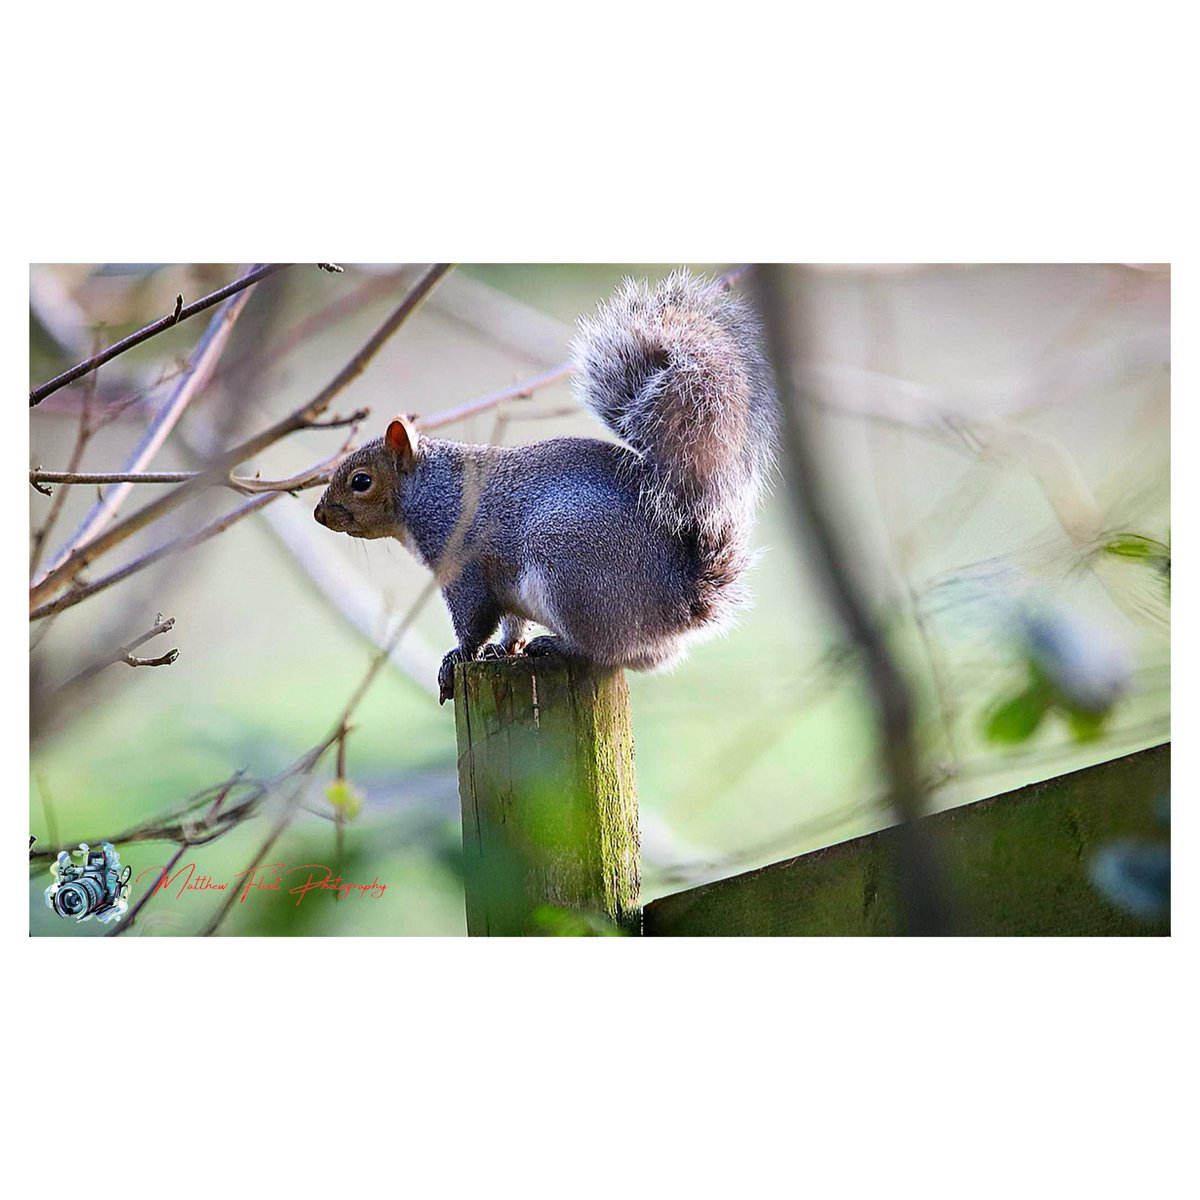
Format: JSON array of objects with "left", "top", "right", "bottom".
[
  {"left": 28, "top": 265, "right": 452, "bottom": 613},
  {"left": 29, "top": 350, "right": 98, "bottom": 575},
  {"left": 752, "top": 264, "right": 951, "bottom": 936},
  {"left": 420, "top": 362, "right": 574, "bottom": 431},
  {"left": 29, "top": 263, "right": 292, "bottom": 406},
  {"left": 57, "top": 614, "right": 180, "bottom": 691},
  {"left": 30, "top": 414, "right": 369, "bottom": 494},
  {"left": 30, "top": 493, "right": 281, "bottom": 622},
  {"left": 33, "top": 268, "right": 263, "bottom": 589},
  {"left": 417, "top": 264, "right": 751, "bottom": 433}
]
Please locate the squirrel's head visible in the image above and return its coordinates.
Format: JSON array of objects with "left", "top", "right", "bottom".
[{"left": 314, "top": 415, "right": 419, "bottom": 540}]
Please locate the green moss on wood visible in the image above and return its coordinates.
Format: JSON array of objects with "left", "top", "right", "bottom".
[
  {"left": 643, "top": 743, "right": 1170, "bottom": 937},
  {"left": 454, "top": 655, "right": 640, "bottom": 936}
]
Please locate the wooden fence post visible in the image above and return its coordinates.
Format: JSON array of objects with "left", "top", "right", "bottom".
[{"left": 453, "top": 655, "right": 640, "bottom": 936}]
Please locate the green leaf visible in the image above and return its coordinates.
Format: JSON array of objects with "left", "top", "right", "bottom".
[
  {"left": 529, "top": 905, "right": 624, "bottom": 936},
  {"left": 1103, "top": 534, "right": 1169, "bottom": 560},
  {"left": 985, "top": 686, "right": 1051, "bottom": 744},
  {"left": 1066, "top": 707, "right": 1108, "bottom": 743}
]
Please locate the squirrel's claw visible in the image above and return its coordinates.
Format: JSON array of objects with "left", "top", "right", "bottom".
[
  {"left": 437, "top": 649, "right": 466, "bottom": 705},
  {"left": 438, "top": 643, "right": 510, "bottom": 703}
]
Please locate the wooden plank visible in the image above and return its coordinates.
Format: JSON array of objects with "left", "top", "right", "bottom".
[
  {"left": 643, "top": 743, "right": 1170, "bottom": 936},
  {"left": 454, "top": 655, "right": 640, "bottom": 936}
]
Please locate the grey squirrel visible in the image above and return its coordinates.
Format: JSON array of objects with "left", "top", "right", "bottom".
[{"left": 313, "top": 269, "right": 779, "bottom": 704}]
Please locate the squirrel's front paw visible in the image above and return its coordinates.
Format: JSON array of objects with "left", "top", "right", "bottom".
[
  {"left": 439, "top": 645, "right": 514, "bottom": 703},
  {"left": 438, "top": 648, "right": 469, "bottom": 705}
]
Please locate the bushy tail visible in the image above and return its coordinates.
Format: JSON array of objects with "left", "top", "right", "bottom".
[{"left": 572, "top": 269, "right": 778, "bottom": 548}]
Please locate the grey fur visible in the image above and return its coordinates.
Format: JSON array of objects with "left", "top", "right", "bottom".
[{"left": 313, "top": 269, "right": 779, "bottom": 702}]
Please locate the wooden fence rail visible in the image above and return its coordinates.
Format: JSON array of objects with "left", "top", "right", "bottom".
[
  {"left": 643, "top": 742, "right": 1169, "bottom": 936},
  {"left": 452, "top": 658, "right": 1168, "bottom": 937}
]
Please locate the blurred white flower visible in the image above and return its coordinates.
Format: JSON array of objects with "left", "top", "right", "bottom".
[{"left": 1020, "top": 608, "right": 1132, "bottom": 714}]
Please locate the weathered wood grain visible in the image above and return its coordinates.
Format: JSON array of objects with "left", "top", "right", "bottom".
[
  {"left": 644, "top": 743, "right": 1170, "bottom": 937},
  {"left": 454, "top": 655, "right": 640, "bottom": 936}
]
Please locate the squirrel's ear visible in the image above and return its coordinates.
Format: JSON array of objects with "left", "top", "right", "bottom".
[{"left": 385, "top": 416, "right": 420, "bottom": 468}]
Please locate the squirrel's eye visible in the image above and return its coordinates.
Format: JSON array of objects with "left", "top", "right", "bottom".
[{"left": 350, "top": 472, "right": 372, "bottom": 493}]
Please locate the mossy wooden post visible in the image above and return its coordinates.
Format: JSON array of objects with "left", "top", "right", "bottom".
[{"left": 453, "top": 655, "right": 640, "bottom": 936}]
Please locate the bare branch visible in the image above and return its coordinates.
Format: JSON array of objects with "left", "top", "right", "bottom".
[
  {"left": 304, "top": 407, "right": 372, "bottom": 430},
  {"left": 259, "top": 494, "right": 441, "bottom": 697},
  {"left": 56, "top": 613, "right": 179, "bottom": 691},
  {"left": 33, "top": 269, "right": 262, "bottom": 589},
  {"left": 30, "top": 348, "right": 98, "bottom": 574},
  {"left": 29, "top": 427, "right": 364, "bottom": 623},
  {"left": 30, "top": 423, "right": 368, "bottom": 494},
  {"left": 119, "top": 843, "right": 187, "bottom": 931},
  {"left": 753, "top": 264, "right": 951, "bottom": 935},
  {"left": 211, "top": 268, "right": 415, "bottom": 389},
  {"left": 123, "top": 647, "right": 180, "bottom": 668},
  {"left": 421, "top": 362, "right": 574, "bottom": 432},
  {"left": 29, "top": 263, "right": 292, "bottom": 406},
  {"left": 226, "top": 437, "right": 361, "bottom": 495},
  {"left": 28, "top": 265, "right": 452, "bottom": 612},
  {"left": 120, "top": 612, "right": 176, "bottom": 650},
  {"left": 418, "top": 264, "right": 752, "bottom": 434},
  {"left": 196, "top": 579, "right": 439, "bottom": 936},
  {"left": 33, "top": 471, "right": 215, "bottom": 485},
  {"left": 31, "top": 493, "right": 281, "bottom": 622}
]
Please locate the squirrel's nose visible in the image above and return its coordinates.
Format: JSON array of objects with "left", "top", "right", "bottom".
[{"left": 314, "top": 503, "right": 327, "bottom": 527}]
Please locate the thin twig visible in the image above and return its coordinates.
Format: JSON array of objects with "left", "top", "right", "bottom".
[
  {"left": 210, "top": 267, "right": 415, "bottom": 392},
  {"left": 34, "top": 270, "right": 412, "bottom": 428},
  {"left": 196, "top": 780, "right": 308, "bottom": 937},
  {"left": 333, "top": 723, "right": 350, "bottom": 872},
  {"left": 753, "top": 264, "right": 951, "bottom": 935},
  {"left": 29, "top": 263, "right": 291, "bottom": 406},
  {"left": 31, "top": 493, "right": 281, "bottom": 622},
  {"left": 123, "top": 646, "right": 180, "bottom": 668},
  {"left": 34, "top": 269, "right": 262, "bottom": 588},
  {"left": 417, "top": 265, "right": 752, "bottom": 434},
  {"left": 30, "top": 348, "right": 98, "bottom": 575},
  {"left": 30, "top": 428, "right": 363, "bottom": 624},
  {"left": 58, "top": 613, "right": 178, "bottom": 690},
  {"left": 29, "top": 265, "right": 452, "bottom": 613},
  {"left": 30, "top": 769, "right": 271, "bottom": 867},
  {"left": 118, "top": 842, "right": 188, "bottom": 933},
  {"left": 198, "top": 583, "right": 435, "bottom": 937},
  {"left": 30, "top": 418, "right": 369, "bottom": 493},
  {"left": 421, "top": 363, "right": 574, "bottom": 431},
  {"left": 33, "top": 470, "right": 220, "bottom": 485},
  {"left": 257, "top": 493, "right": 441, "bottom": 696}
]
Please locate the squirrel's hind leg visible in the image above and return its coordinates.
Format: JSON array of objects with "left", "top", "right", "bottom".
[{"left": 524, "top": 634, "right": 584, "bottom": 661}]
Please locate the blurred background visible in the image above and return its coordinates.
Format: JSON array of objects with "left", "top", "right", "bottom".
[{"left": 28, "top": 263, "right": 1170, "bottom": 935}]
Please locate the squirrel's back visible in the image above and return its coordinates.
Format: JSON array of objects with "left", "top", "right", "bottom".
[
  {"left": 314, "top": 268, "right": 781, "bottom": 697},
  {"left": 572, "top": 269, "right": 779, "bottom": 549}
]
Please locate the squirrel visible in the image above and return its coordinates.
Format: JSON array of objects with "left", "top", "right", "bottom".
[{"left": 313, "top": 269, "right": 779, "bottom": 704}]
